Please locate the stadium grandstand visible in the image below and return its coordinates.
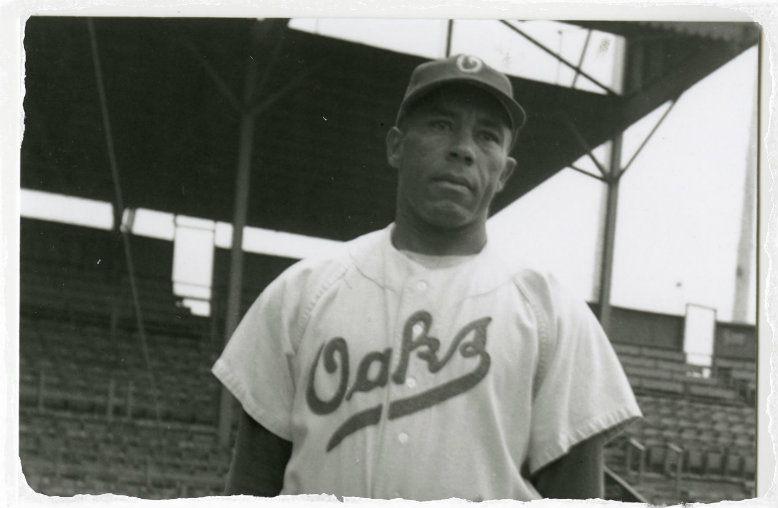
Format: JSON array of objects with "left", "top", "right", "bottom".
[{"left": 17, "top": 17, "right": 759, "bottom": 503}]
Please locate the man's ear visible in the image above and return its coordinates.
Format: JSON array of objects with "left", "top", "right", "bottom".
[
  {"left": 385, "top": 126, "right": 404, "bottom": 169},
  {"left": 496, "top": 157, "right": 517, "bottom": 192}
]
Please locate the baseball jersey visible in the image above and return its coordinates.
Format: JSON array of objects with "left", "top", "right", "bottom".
[{"left": 212, "top": 225, "right": 642, "bottom": 501}]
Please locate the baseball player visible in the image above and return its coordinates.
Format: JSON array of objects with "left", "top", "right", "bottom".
[{"left": 212, "top": 54, "right": 642, "bottom": 501}]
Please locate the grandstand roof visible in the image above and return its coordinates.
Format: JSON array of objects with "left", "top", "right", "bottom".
[{"left": 21, "top": 17, "right": 759, "bottom": 241}]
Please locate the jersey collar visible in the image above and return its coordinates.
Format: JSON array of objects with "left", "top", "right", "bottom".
[{"left": 347, "top": 224, "right": 513, "bottom": 298}]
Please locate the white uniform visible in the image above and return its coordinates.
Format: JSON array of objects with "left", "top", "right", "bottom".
[{"left": 212, "top": 225, "right": 642, "bottom": 501}]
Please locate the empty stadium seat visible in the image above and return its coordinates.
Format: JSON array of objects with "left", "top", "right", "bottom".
[
  {"left": 705, "top": 450, "right": 725, "bottom": 476},
  {"left": 20, "top": 408, "right": 232, "bottom": 499},
  {"left": 612, "top": 343, "right": 642, "bottom": 356},
  {"left": 724, "top": 453, "right": 743, "bottom": 477},
  {"left": 619, "top": 394, "right": 756, "bottom": 489},
  {"left": 20, "top": 310, "right": 219, "bottom": 425},
  {"left": 685, "top": 448, "right": 705, "bottom": 475},
  {"left": 640, "top": 347, "right": 686, "bottom": 362},
  {"left": 639, "top": 378, "right": 685, "bottom": 395},
  {"left": 742, "top": 456, "right": 755, "bottom": 478}
]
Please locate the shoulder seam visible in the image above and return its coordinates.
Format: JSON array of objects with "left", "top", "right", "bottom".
[
  {"left": 292, "top": 258, "right": 352, "bottom": 351},
  {"left": 513, "top": 273, "right": 551, "bottom": 400}
]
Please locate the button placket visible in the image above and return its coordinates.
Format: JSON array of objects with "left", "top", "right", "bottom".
[{"left": 377, "top": 272, "right": 431, "bottom": 496}]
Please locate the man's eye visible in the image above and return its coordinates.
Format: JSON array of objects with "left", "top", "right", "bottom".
[
  {"left": 479, "top": 131, "right": 500, "bottom": 143},
  {"left": 431, "top": 120, "right": 450, "bottom": 130}
]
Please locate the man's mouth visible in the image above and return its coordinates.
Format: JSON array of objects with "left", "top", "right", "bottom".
[{"left": 431, "top": 175, "right": 472, "bottom": 191}]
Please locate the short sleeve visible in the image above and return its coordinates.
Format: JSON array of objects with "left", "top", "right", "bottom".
[
  {"left": 525, "top": 274, "right": 642, "bottom": 474},
  {"left": 211, "top": 274, "right": 300, "bottom": 441}
]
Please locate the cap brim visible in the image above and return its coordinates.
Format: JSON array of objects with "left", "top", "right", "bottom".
[{"left": 397, "top": 77, "right": 527, "bottom": 133}]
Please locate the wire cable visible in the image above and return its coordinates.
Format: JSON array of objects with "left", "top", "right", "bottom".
[{"left": 86, "top": 18, "right": 168, "bottom": 458}]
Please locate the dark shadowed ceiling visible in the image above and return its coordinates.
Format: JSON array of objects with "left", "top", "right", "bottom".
[{"left": 21, "top": 17, "right": 759, "bottom": 241}]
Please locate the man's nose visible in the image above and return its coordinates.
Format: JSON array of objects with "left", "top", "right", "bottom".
[{"left": 447, "top": 129, "right": 476, "bottom": 165}]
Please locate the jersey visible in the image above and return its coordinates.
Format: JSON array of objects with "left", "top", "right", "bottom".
[{"left": 212, "top": 225, "right": 642, "bottom": 501}]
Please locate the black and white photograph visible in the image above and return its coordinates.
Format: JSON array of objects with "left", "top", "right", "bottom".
[{"left": 5, "top": 8, "right": 768, "bottom": 506}]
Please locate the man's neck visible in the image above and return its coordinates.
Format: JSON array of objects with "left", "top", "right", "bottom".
[{"left": 391, "top": 217, "right": 487, "bottom": 256}]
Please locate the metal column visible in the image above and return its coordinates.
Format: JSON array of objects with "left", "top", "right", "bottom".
[
  {"left": 597, "top": 136, "right": 622, "bottom": 333},
  {"left": 217, "top": 48, "right": 260, "bottom": 447},
  {"left": 732, "top": 74, "right": 758, "bottom": 323},
  {"left": 215, "top": 19, "right": 297, "bottom": 447},
  {"left": 217, "top": 111, "right": 256, "bottom": 447},
  {"left": 595, "top": 33, "right": 629, "bottom": 334}
]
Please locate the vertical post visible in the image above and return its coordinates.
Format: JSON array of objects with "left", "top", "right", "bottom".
[
  {"left": 126, "top": 380, "right": 134, "bottom": 418},
  {"left": 54, "top": 445, "right": 62, "bottom": 480},
  {"left": 106, "top": 377, "right": 115, "bottom": 420},
  {"left": 145, "top": 456, "right": 152, "bottom": 488},
  {"left": 110, "top": 210, "right": 123, "bottom": 339},
  {"left": 598, "top": 136, "right": 622, "bottom": 334},
  {"left": 37, "top": 370, "right": 45, "bottom": 411},
  {"left": 215, "top": 21, "right": 285, "bottom": 448},
  {"left": 445, "top": 20, "right": 454, "bottom": 57},
  {"left": 666, "top": 443, "right": 683, "bottom": 496},
  {"left": 637, "top": 445, "right": 645, "bottom": 484},
  {"left": 624, "top": 441, "right": 632, "bottom": 473},
  {"left": 209, "top": 295, "right": 220, "bottom": 351},
  {"left": 218, "top": 111, "right": 255, "bottom": 447},
  {"left": 596, "top": 33, "right": 629, "bottom": 335},
  {"left": 732, "top": 77, "right": 757, "bottom": 322}
]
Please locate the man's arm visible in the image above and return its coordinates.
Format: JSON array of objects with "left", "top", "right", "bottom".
[
  {"left": 531, "top": 433, "right": 605, "bottom": 499},
  {"left": 224, "top": 408, "right": 292, "bottom": 496}
]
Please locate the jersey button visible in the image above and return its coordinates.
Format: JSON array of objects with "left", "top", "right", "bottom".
[
  {"left": 406, "top": 377, "right": 417, "bottom": 388},
  {"left": 415, "top": 280, "right": 428, "bottom": 292},
  {"left": 397, "top": 432, "right": 409, "bottom": 444}
]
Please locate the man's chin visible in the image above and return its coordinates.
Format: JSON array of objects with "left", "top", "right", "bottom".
[{"left": 419, "top": 207, "right": 476, "bottom": 231}]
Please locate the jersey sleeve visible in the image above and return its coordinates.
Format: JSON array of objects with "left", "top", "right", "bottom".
[
  {"left": 211, "top": 270, "right": 302, "bottom": 441},
  {"left": 521, "top": 272, "right": 642, "bottom": 475}
]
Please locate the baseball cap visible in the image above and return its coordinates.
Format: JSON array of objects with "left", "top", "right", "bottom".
[{"left": 395, "top": 54, "right": 527, "bottom": 142}]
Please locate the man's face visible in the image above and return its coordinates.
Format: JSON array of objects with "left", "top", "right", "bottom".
[{"left": 386, "top": 84, "right": 517, "bottom": 232}]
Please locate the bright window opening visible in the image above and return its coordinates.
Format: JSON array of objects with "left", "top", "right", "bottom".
[
  {"left": 172, "top": 216, "right": 215, "bottom": 317},
  {"left": 684, "top": 304, "right": 717, "bottom": 376},
  {"left": 21, "top": 189, "right": 114, "bottom": 230}
]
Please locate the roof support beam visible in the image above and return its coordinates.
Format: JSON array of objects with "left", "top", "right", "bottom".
[
  {"left": 499, "top": 20, "right": 617, "bottom": 96},
  {"left": 445, "top": 20, "right": 454, "bottom": 57},
  {"left": 180, "top": 40, "right": 242, "bottom": 113},
  {"left": 620, "top": 97, "right": 679, "bottom": 176},
  {"left": 563, "top": 115, "right": 609, "bottom": 178},
  {"left": 619, "top": 41, "right": 749, "bottom": 128},
  {"left": 249, "top": 64, "right": 322, "bottom": 117},
  {"left": 569, "top": 164, "right": 607, "bottom": 182},
  {"left": 571, "top": 29, "right": 592, "bottom": 88}
]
